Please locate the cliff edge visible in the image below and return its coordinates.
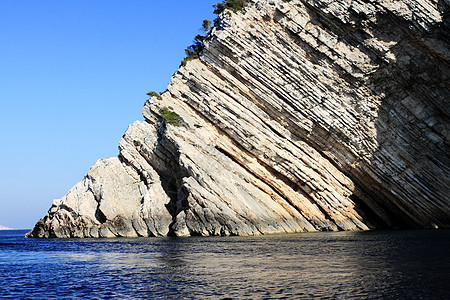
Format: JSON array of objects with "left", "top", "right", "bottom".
[{"left": 27, "top": 0, "right": 449, "bottom": 238}]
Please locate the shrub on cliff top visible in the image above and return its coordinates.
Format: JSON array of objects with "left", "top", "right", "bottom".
[
  {"left": 146, "top": 91, "right": 162, "bottom": 100},
  {"left": 202, "top": 19, "right": 212, "bottom": 33},
  {"left": 180, "top": 0, "right": 249, "bottom": 67},
  {"left": 213, "top": 0, "right": 248, "bottom": 15},
  {"left": 181, "top": 33, "right": 206, "bottom": 67},
  {"left": 180, "top": 48, "right": 200, "bottom": 66}
]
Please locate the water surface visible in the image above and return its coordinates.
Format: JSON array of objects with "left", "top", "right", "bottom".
[{"left": 1, "top": 230, "right": 449, "bottom": 299}]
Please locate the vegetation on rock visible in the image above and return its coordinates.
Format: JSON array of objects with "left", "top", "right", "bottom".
[
  {"left": 159, "top": 107, "right": 188, "bottom": 127},
  {"left": 181, "top": 0, "right": 248, "bottom": 66},
  {"left": 180, "top": 19, "right": 213, "bottom": 67},
  {"left": 147, "top": 91, "right": 162, "bottom": 100},
  {"left": 180, "top": 1, "right": 249, "bottom": 66},
  {"left": 202, "top": 19, "right": 212, "bottom": 33},
  {"left": 180, "top": 49, "right": 199, "bottom": 66},
  {"left": 213, "top": 0, "right": 248, "bottom": 14}
]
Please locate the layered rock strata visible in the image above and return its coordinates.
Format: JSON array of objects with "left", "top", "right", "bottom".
[{"left": 27, "top": 0, "right": 449, "bottom": 238}]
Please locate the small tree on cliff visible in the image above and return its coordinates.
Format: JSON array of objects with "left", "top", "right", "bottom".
[
  {"left": 146, "top": 91, "right": 162, "bottom": 100},
  {"left": 202, "top": 19, "right": 212, "bottom": 33},
  {"left": 213, "top": 0, "right": 248, "bottom": 14}
]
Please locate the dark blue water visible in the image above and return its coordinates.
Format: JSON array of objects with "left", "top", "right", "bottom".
[{"left": 1, "top": 230, "right": 449, "bottom": 299}]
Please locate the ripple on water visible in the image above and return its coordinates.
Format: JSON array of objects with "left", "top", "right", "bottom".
[{"left": 0, "top": 230, "right": 449, "bottom": 299}]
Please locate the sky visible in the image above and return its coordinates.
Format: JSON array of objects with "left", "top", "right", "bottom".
[{"left": 0, "top": 0, "right": 217, "bottom": 229}]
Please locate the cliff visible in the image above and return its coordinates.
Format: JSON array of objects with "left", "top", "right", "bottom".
[{"left": 27, "top": 0, "right": 449, "bottom": 238}]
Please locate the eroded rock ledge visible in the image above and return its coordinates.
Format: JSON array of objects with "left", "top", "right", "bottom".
[{"left": 26, "top": 0, "right": 449, "bottom": 238}]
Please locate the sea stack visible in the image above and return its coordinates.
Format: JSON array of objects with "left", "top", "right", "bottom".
[{"left": 27, "top": 0, "right": 449, "bottom": 238}]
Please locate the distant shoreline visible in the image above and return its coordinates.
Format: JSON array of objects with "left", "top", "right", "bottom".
[{"left": 0, "top": 226, "right": 13, "bottom": 230}]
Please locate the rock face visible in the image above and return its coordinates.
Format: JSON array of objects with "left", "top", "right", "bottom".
[{"left": 26, "top": 0, "right": 449, "bottom": 238}]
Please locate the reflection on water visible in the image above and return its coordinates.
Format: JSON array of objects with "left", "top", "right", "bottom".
[{"left": 1, "top": 230, "right": 449, "bottom": 299}]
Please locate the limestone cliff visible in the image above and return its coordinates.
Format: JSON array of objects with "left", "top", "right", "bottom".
[{"left": 26, "top": 0, "right": 449, "bottom": 238}]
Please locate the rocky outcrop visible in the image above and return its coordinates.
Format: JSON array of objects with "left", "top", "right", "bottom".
[{"left": 26, "top": 0, "right": 449, "bottom": 238}]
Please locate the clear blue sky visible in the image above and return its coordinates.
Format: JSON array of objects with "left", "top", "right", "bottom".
[{"left": 0, "top": 0, "right": 216, "bottom": 229}]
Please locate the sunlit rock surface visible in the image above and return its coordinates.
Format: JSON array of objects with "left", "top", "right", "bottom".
[{"left": 27, "top": 0, "right": 449, "bottom": 238}]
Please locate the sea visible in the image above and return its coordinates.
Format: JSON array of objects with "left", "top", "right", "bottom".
[{"left": 0, "top": 229, "right": 449, "bottom": 299}]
